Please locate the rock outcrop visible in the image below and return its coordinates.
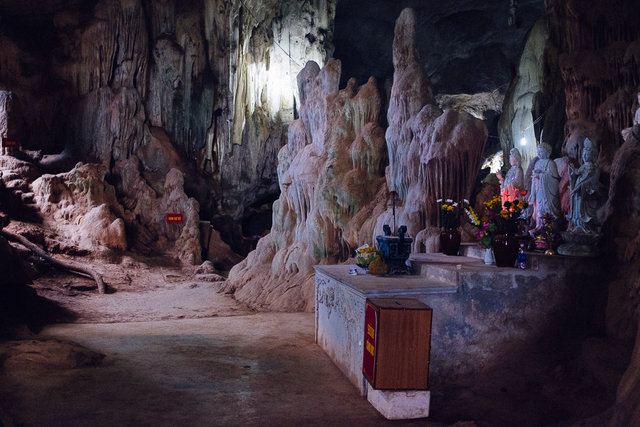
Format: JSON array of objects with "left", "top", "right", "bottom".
[
  {"left": 227, "top": 59, "right": 387, "bottom": 311},
  {"left": 227, "top": 8, "right": 488, "bottom": 311},
  {"left": 0, "top": 0, "right": 336, "bottom": 253},
  {"left": 32, "top": 162, "right": 200, "bottom": 263},
  {"left": 379, "top": 8, "right": 487, "bottom": 253}
]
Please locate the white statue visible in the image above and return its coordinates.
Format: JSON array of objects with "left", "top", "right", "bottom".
[
  {"left": 497, "top": 147, "right": 525, "bottom": 205},
  {"left": 528, "top": 142, "right": 561, "bottom": 232},
  {"left": 567, "top": 139, "right": 600, "bottom": 233}
]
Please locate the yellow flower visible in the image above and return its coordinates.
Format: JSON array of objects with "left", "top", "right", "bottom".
[{"left": 500, "top": 210, "right": 509, "bottom": 219}]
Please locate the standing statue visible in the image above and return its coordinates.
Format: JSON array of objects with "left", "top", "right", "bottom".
[
  {"left": 567, "top": 139, "right": 600, "bottom": 233},
  {"left": 497, "top": 147, "right": 525, "bottom": 205},
  {"left": 558, "top": 138, "right": 603, "bottom": 256},
  {"left": 528, "top": 143, "right": 561, "bottom": 232}
]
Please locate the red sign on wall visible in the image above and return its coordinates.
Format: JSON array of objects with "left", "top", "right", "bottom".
[
  {"left": 362, "top": 302, "right": 378, "bottom": 384},
  {"left": 166, "top": 213, "right": 184, "bottom": 223},
  {"left": 2, "top": 138, "right": 18, "bottom": 148}
]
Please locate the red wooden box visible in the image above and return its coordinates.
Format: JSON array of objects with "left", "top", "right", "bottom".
[{"left": 363, "top": 298, "right": 432, "bottom": 390}]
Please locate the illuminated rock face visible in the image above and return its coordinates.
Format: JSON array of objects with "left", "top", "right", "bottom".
[
  {"left": 379, "top": 8, "right": 487, "bottom": 253},
  {"left": 228, "top": 59, "right": 387, "bottom": 311},
  {"left": 228, "top": 8, "right": 488, "bottom": 311},
  {"left": 0, "top": 0, "right": 336, "bottom": 250}
]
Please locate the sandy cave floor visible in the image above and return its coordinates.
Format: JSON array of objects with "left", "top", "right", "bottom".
[
  {"left": 0, "top": 255, "right": 442, "bottom": 427},
  {"left": 0, "top": 250, "right": 627, "bottom": 426}
]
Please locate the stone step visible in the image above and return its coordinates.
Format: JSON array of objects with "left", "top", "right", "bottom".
[
  {"left": 409, "top": 252, "right": 481, "bottom": 285},
  {"left": 411, "top": 246, "right": 573, "bottom": 284}
]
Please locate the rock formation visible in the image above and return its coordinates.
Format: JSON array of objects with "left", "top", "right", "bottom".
[
  {"left": 379, "top": 8, "right": 487, "bottom": 253},
  {"left": 32, "top": 162, "right": 201, "bottom": 264},
  {"left": 227, "top": 59, "right": 387, "bottom": 311},
  {"left": 228, "top": 8, "right": 488, "bottom": 311},
  {"left": 498, "top": 18, "right": 548, "bottom": 174},
  {"left": 0, "top": 0, "right": 336, "bottom": 254}
]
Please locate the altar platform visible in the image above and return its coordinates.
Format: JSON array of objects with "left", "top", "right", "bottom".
[{"left": 314, "top": 248, "right": 603, "bottom": 406}]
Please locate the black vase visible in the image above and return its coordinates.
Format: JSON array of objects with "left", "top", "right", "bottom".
[
  {"left": 440, "top": 228, "right": 461, "bottom": 256},
  {"left": 492, "top": 234, "right": 519, "bottom": 267}
]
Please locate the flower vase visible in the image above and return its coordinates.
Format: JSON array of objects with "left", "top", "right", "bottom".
[
  {"left": 483, "top": 247, "right": 494, "bottom": 265},
  {"left": 440, "top": 228, "right": 461, "bottom": 256},
  {"left": 492, "top": 234, "right": 519, "bottom": 267}
]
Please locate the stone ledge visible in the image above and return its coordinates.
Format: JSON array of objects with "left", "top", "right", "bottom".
[{"left": 313, "top": 264, "right": 458, "bottom": 298}]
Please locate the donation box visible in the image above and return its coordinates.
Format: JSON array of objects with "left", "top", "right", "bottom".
[{"left": 362, "top": 298, "right": 432, "bottom": 390}]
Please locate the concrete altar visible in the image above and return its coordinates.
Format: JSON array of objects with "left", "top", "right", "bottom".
[{"left": 315, "top": 250, "right": 602, "bottom": 399}]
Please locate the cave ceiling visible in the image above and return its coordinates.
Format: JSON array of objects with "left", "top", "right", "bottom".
[{"left": 334, "top": 0, "right": 545, "bottom": 94}]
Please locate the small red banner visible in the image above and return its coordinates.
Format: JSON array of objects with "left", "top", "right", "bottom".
[
  {"left": 166, "top": 213, "right": 184, "bottom": 223},
  {"left": 2, "top": 138, "right": 18, "bottom": 148}
]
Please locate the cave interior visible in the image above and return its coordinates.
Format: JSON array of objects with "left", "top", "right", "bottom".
[{"left": 1, "top": 0, "right": 640, "bottom": 425}]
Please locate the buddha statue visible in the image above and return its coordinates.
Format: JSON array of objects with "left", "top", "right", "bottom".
[
  {"left": 567, "top": 138, "right": 600, "bottom": 234},
  {"left": 528, "top": 143, "right": 561, "bottom": 232},
  {"left": 497, "top": 147, "right": 525, "bottom": 205}
]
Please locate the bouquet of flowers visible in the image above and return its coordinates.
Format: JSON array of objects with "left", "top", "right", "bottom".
[
  {"left": 437, "top": 199, "right": 463, "bottom": 228},
  {"left": 465, "top": 196, "right": 528, "bottom": 248},
  {"left": 355, "top": 244, "right": 382, "bottom": 268}
]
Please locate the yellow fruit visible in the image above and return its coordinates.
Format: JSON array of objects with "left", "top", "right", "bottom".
[{"left": 368, "top": 256, "right": 389, "bottom": 275}]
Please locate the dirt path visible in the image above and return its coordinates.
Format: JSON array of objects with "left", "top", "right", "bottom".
[{"left": 29, "top": 254, "right": 248, "bottom": 323}]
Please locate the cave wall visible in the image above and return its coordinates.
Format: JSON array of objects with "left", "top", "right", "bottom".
[
  {"left": 0, "top": 0, "right": 336, "bottom": 252},
  {"left": 507, "top": 0, "right": 640, "bottom": 423},
  {"left": 334, "top": 0, "right": 545, "bottom": 95}
]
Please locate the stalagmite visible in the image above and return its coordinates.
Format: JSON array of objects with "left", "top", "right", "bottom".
[
  {"left": 227, "top": 59, "right": 387, "bottom": 311},
  {"left": 379, "top": 8, "right": 487, "bottom": 252}
]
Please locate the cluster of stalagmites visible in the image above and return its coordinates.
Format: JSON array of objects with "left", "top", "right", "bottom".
[{"left": 227, "top": 8, "right": 488, "bottom": 311}]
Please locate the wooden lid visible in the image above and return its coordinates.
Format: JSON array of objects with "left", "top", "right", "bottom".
[{"left": 367, "top": 298, "right": 431, "bottom": 310}]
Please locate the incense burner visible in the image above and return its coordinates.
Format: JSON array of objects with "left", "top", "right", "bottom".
[{"left": 376, "top": 225, "right": 413, "bottom": 274}]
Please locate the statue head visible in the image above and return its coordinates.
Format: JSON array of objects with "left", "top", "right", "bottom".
[
  {"left": 509, "top": 147, "right": 522, "bottom": 166},
  {"left": 537, "top": 143, "right": 551, "bottom": 159},
  {"left": 582, "top": 138, "right": 598, "bottom": 163}
]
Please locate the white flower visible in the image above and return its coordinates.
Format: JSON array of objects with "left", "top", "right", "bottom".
[
  {"left": 436, "top": 199, "right": 443, "bottom": 203},
  {"left": 453, "top": 202, "right": 458, "bottom": 207},
  {"left": 464, "top": 199, "right": 469, "bottom": 204},
  {"left": 446, "top": 199, "right": 453, "bottom": 203}
]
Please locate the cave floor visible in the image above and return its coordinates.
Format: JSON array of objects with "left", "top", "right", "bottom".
[{"left": 0, "top": 254, "right": 625, "bottom": 426}]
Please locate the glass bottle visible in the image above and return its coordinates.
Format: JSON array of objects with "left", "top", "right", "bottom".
[{"left": 517, "top": 244, "right": 527, "bottom": 269}]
